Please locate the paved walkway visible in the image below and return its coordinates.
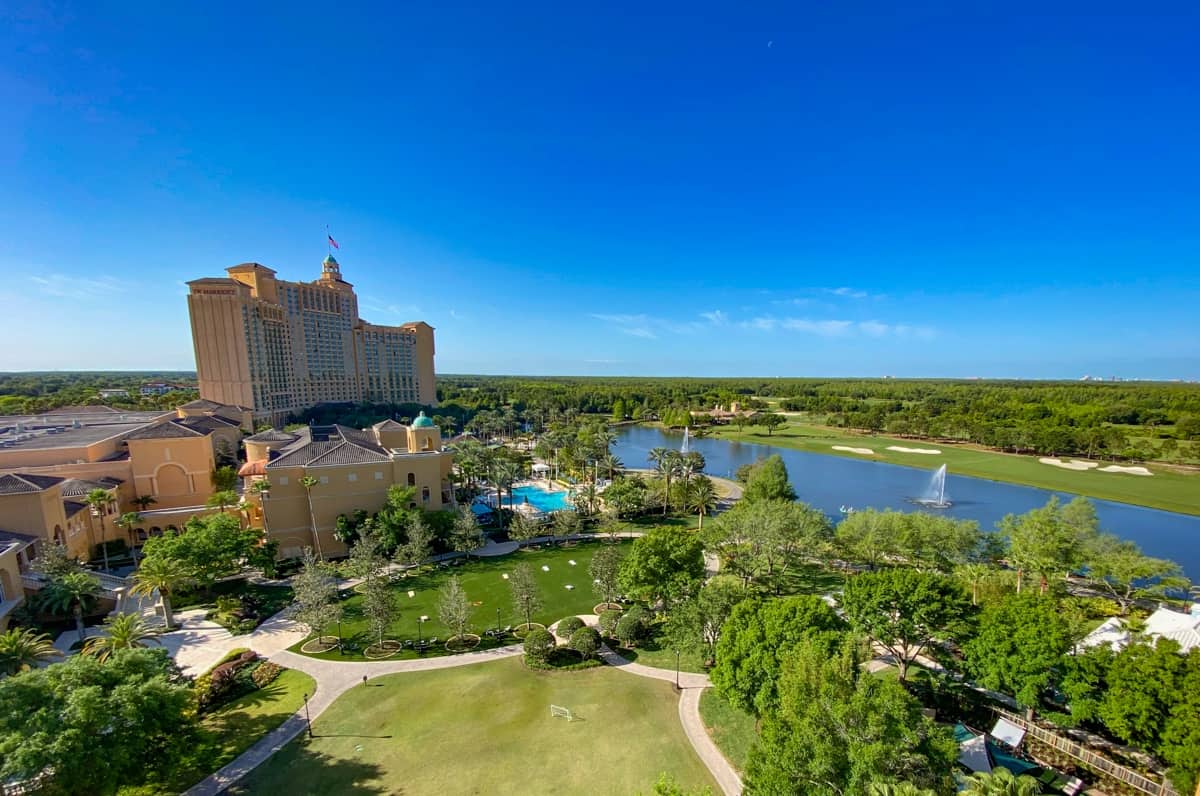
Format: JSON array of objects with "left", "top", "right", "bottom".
[{"left": 184, "top": 642, "right": 524, "bottom": 796}]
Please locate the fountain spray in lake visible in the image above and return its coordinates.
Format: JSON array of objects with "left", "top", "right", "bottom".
[
  {"left": 915, "top": 464, "right": 952, "bottom": 508},
  {"left": 681, "top": 427, "right": 690, "bottom": 454}
]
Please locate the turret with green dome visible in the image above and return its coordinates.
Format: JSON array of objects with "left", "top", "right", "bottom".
[{"left": 412, "top": 410, "right": 435, "bottom": 428}]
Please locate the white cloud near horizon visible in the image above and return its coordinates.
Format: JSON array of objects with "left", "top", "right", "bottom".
[{"left": 30, "top": 273, "right": 126, "bottom": 301}]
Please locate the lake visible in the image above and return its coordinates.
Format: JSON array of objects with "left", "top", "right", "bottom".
[{"left": 613, "top": 425, "right": 1200, "bottom": 581}]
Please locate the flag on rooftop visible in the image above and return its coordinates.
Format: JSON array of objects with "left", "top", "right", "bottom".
[{"left": 328, "top": 234, "right": 339, "bottom": 249}]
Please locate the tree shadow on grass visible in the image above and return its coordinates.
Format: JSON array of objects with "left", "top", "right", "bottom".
[{"left": 227, "top": 746, "right": 390, "bottom": 795}]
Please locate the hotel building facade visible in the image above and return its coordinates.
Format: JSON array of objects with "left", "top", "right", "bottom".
[{"left": 187, "top": 255, "right": 436, "bottom": 423}]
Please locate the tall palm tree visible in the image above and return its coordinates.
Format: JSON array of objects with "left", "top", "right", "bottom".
[
  {"left": 37, "top": 571, "right": 101, "bottom": 645},
  {"left": 491, "top": 458, "right": 523, "bottom": 528},
  {"left": 131, "top": 494, "right": 157, "bottom": 512},
  {"left": 685, "top": 476, "right": 718, "bottom": 529},
  {"left": 82, "top": 612, "right": 162, "bottom": 662},
  {"left": 599, "top": 453, "right": 624, "bottom": 481},
  {"left": 0, "top": 628, "right": 62, "bottom": 675},
  {"left": 131, "top": 555, "right": 194, "bottom": 630},
  {"left": 300, "top": 476, "right": 325, "bottom": 559},
  {"left": 648, "top": 448, "right": 682, "bottom": 515},
  {"left": 115, "top": 512, "right": 143, "bottom": 547},
  {"left": 962, "top": 768, "right": 1043, "bottom": 796},
  {"left": 955, "top": 562, "right": 995, "bottom": 606},
  {"left": 84, "top": 488, "right": 114, "bottom": 570}
]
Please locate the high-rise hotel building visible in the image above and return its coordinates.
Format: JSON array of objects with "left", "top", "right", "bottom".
[{"left": 187, "top": 255, "right": 436, "bottom": 422}]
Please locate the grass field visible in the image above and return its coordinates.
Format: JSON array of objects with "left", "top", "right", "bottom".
[
  {"left": 709, "top": 420, "right": 1200, "bottom": 515},
  {"left": 295, "top": 542, "right": 632, "bottom": 661},
  {"left": 698, "top": 689, "right": 757, "bottom": 773},
  {"left": 166, "top": 668, "right": 315, "bottom": 793},
  {"left": 235, "top": 657, "right": 716, "bottom": 796}
]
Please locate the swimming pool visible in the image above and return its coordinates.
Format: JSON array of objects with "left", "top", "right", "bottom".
[{"left": 503, "top": 484, "right": 573, "bottom": 513}]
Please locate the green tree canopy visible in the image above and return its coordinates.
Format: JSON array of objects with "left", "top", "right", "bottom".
[
  {"left": 963, "top": 592, "right": 1073, "bottom": 708},
  {"left": 744, "top": 637, "right": 957, "bottom": 796},
  {"left": 0, "top": 648, "right": 194, "bottom": 795},
  {"left": 840, "top": 568, "right": 971, "bottom": 681},
  {"left": 618, "top": 526, "right": 705, "bottom": 609},
  {"left": 710, "top": 595, "right": 846, "bottom": 716},
  {"left": 741, "top": 455, "right": 798, "bottom": 503},
  {"left": 141, "top": 513, "right": 262, "bottom": 592}
]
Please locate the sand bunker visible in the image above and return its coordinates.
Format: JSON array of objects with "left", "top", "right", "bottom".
[
  {"left": 1040, "top": 458, "right": 1099, "bottom": 471},
  {"left": 886, "top": 446, "right": 942, "bottom": 455},
  {"left": 1098, "top": 465, "right": 1153, "bottom": 476},
  {"left": 833, "top": 445, "right": 876, "bottom": 455}
]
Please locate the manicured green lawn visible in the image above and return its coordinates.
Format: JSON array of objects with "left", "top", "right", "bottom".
[
  {"left": 698, "top": 689, "right": 757, "bottom": 772},
  {"left": 162, "top": 668, "right": 315, "bottom": 793},
  {"left": 711, "top": 420, "right": 1200, "bottom": 515},
  {"left": 236, "top": 657, "right": 716, "bottom": 795},
  {"left": 619, "top": 630, "right": 708, "bottom": 674},
  {"left": 294, "top": 542, "right": 631, "bottom": 661}
]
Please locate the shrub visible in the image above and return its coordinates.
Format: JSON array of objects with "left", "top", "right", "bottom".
[
  {"left": 215, "top": 596, "right": 240, "bottom": 615},
  {"left": 616, "top": 607, "right": 650, "bottom": 647},
  {"left": 197, "top": 650, "right": 260, "bottom": 713},
  {"left": 252, "top": 661, "right": 283, "bottom": 688},
  {"left": 569, "top": 626, "right": 601, "bottom": 659},
  {"left": 523, "top": 628, "right": 556, "bottom": 665},
  {"left": 599, "top": 609, "right": 621, "bottom": 638},
  {"left": 557, "top": 616, "right": 585, "bottom": 639}
]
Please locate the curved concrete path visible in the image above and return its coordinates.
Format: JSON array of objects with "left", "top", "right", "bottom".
[{"left": 186, "top": 615, "right": 743, "bottom": 796}]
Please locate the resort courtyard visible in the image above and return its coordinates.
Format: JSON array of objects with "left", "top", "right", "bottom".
[
  {"left": 235, "top": 657, "right": 717, "bottom": 795},
  {"left": 295, "top": 541, "right": 630, "bottom": 662}
]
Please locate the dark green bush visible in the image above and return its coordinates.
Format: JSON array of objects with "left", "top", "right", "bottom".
[
  {"left": 569, "top": 626, "right": 601, "bottom": 659},
  {"left": 557, "top": 616, "right": 585, "bottom": 639},
  {"left": 523, "top": 628, "right": 556, "bottom": 665}
]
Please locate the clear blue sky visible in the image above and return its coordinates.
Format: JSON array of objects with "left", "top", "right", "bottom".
[{"left": 2, "top": 2, "right": 1198, "bottom": 379}]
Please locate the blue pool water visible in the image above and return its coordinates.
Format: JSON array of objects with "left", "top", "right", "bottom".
[{"left": 503, "top": 484, "right": 572, "bottom": 512}]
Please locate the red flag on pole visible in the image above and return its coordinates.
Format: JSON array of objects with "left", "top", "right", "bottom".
[{"left": 328, "top": 234, "right": 340, "bottom": 250}]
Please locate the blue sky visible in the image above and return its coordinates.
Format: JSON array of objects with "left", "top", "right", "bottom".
[{"left": 2, "top": 2, "right": 1198, "bottom": 378}]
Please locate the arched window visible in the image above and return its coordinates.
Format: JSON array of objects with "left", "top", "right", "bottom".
[
  {"left": 407, "top": 473, "right": 416, "bottom": 487},
  {"left": 421, "top": 486, "right": 431, "bottom": 502}
]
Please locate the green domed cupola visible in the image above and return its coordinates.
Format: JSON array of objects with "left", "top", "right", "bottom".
[{"left": 412, "top": 411, "right": 434, "bottom": 428}]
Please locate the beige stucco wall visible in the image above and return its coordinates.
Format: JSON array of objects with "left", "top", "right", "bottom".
[
  {"left": 260, "top": 450, "right": 452, "bottom": 559},
  {"left": 127, "top": 436, "right": 216, "bottom": 510},
  {"left": 0, "top": 488, "right": 84, "bottom": 559},
  {"left": 0, "top": 547, "right": 25, "bottom": 631}
]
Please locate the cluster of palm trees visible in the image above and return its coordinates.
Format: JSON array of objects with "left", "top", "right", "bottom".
[{"left": 648, "top": 447, "right": 717, "bottom": 525}]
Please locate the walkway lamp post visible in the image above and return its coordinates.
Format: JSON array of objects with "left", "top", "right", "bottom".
[
  {"left": 496, "top": 607, "right": 501, "bottom": 636},
  {"left": 418, "top": 615, "right": 429, "bottom": 651},
  {"left": 303, "top": 692, "right": 313, "bottom": 738},
  {"left": 674, "top": 648, "right": 681, "bottom": 692}
]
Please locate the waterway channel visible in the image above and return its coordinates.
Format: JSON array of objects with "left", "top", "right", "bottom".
[{"left": 613, "top": 425, "right": 1200, "bottom": 580}]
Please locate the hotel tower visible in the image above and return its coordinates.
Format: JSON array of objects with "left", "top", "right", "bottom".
[{"left": 187, "top": 255, "right": 436, "bottom": 422}]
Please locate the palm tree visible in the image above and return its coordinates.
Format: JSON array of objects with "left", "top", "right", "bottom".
[
  {"left": 131, "top": 555, "right": 194, "bottom": 630},
  {"left": 599, "top": 453, "right": 624, "bottom": 481},
  {"left": 0, "top": 628, "right": 62, "bottom": 675},
  {"left": 648, "top": 448, "right": 682, "bottom": 515},
  {"left": 962, "top": 768, "right": 1043, "bottom": 796},
  {"left": 115, "top": 512, "right": 143, "bottom": 547},
  {"left": 82, "top": 613, "right": 161, "bottom": 662},
  {"left": 685, "top": 476, "right": 718, "bottom": 529},
  {"left": 205, "top": 489, "right": 239, "bottom": 513},
  {"left": 131, "top": 494, "right": 157, "bottom": 512},
  {"left": 84, "top": 487, "right": 114, "bottom": 570},
  {"left": 300, "top": 476, "right": 325, "bottom": 559},
  {"left": 491, "top": 459, "right": 523, "bottom": 528},
  {"left": 37, "top": 571, "right": 101, "bottom": 645}
]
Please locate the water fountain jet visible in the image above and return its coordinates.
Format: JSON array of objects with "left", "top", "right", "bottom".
[{"left": 913, "top": 464, "right": 952, "bottom": 508}]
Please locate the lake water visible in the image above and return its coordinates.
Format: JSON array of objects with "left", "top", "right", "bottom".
[{"left": 613, "top": 425, "right": 1200, "bottom": 580}]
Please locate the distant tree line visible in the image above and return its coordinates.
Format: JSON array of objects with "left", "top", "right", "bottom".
[{"left": 0, "top": 371, "right": 198, "bottom": 415}]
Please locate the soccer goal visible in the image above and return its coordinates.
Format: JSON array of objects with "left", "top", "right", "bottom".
[{"left": 549, "top": 704, "right": 574, "bottom": 722}]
